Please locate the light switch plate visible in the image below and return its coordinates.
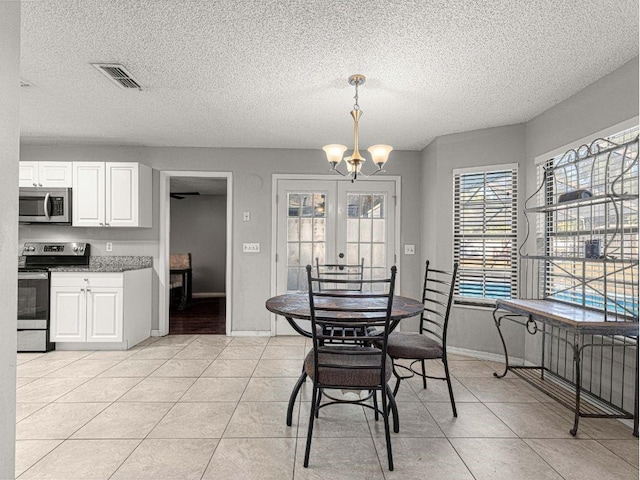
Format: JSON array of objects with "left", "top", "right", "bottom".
[
  {"left": 404, "top": 244, "right": 415, "bottom": 255},
  {"left": 243, "top": 243, "right": 260, "bottom": 253}
]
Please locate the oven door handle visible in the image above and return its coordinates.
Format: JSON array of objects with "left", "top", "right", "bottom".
[
  {"left": 18, "top": 272, "right": 49, "bottom": 280},
  {"left": 43, "top": 193, "right": 51, "bottom": 220}
]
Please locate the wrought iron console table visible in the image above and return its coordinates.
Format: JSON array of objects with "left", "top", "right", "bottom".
[{"left": 493, "top": 298, "right": 638, "bottom": 436}]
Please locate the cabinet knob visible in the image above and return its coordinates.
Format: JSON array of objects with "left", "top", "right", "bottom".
[
  {"left": 38, "top": 183, "right": 43, "bottom": 187},
  {"left": 99, "top": 222, "right": 104, "bottom": 226},
  {"left": 80, "top": 288, "right": 85, "bottom": 292},
  {"left": 32, "top": 183, "right": 37, "bottom": 187},
  {"left": 86, "top": 288, "right": 91, "bottom": 292}
]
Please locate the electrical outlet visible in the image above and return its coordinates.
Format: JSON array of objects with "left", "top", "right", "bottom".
[
  {"left": 106, "top": 242, "right": 113, "bottom": 252},
  {"left": 243, "top": 211, "right": 251, "bottom": 221},
  {"left": 404, "top": 244, "right": 415, "bottom": 255},
  {"left": 243, "top": 243, "right": 260, "bottom": 253}
]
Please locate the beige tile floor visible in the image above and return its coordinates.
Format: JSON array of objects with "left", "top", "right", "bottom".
[{"left": 14, "top": 335, "right": 639, "bottom": 479}]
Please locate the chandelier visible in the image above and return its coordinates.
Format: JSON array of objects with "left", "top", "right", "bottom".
[{"left": 322, "top": 74, "right": 393, "bottom": 181}]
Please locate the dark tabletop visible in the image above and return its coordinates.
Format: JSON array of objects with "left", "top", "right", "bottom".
[{"left": 266, "top": 292, "right": 424, "bottom": 321}]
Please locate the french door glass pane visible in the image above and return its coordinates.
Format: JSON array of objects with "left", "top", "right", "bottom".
[
  {"left": 286, "top": 192, "right": 326, "bottom": 291},
  {"left": 345, "top": 192, "right": 388, "bottom": 290}
]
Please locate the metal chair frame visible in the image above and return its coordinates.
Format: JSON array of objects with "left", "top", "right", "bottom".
[
  {"left": 315, "top": 257, "right": 365, "bottom": 292},
  {"left": 390, "top": 260, "right": 459, "bottom": 417},
  {"left": 303, "top": 264, "right": 398, "bottom": 471}
]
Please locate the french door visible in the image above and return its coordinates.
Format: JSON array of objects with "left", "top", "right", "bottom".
[{"left": 274, "top": 178, "right": 397, "bottom": 334}]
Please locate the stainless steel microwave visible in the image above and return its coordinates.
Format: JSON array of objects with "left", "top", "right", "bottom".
[{"left": 19, "top": 187, "right": 72, "bottom": 224}]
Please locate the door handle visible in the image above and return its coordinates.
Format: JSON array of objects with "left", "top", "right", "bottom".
[
  {"left": 338, "top": 253, "right": 344, "bottom": 259},
  {"left": 43, "top": 193, "right": 51, "bottom": 220}
]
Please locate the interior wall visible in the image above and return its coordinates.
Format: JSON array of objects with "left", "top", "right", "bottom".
[
  {"left": 170, "top": 194, "right": 226, "bottom": 294},
  {"left": 421, "top": 124, "right": 528, "bottom": 357},
  {"left": 419, "top": 56, "right": 639, "bottom": 360},
  {"left": 0, "top": 2, "right": 20, "bottom": 476},
  {"left": 19, "top": 147, "right": 423, "bottom": 333}
]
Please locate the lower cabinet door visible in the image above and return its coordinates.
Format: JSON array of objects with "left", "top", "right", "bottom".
[
  {"left": 50, "top": 288, "right": 86, "bottom": 342},
  {"left": 86, "top": 287, "right": 123, "bottom": 342}
]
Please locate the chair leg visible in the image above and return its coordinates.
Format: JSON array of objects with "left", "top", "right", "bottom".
[
  {"left": 386, "top": 384, "right": 399, "bottom": 433},
  {"left": 421, "top": 359, "right": 427, "bottom": 389},
  {"left": 304, "top": 383, "right": 319, "bottom": 468},
  {"left": 373, "top": 390, "right": 379, "bottom": 421},
  {"left": 287, "top": 369, "right": 307, "bottom": 426},
  {"left": 315, "top": 389, "right": 323, "bottom": 418},
  {"left": 443, "top": 357, "right": 457, "bottom": 417},
  {"left": 380, "top": 385, "right": 394, "bottom": 471},
  {"left": 392, "top": 360, "right": 402, "bottom": 397}
]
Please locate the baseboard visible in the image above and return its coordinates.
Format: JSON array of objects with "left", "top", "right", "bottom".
[
  {"left": 231, "top": 330, "right": 272, "bottom": 337},
  {"left": 151, "top": 330, "right": 161, "bottom": 337},
  {"left": 447, "top": 345, "right": 524, "bottom": 365},
  {"left": 192, "top": 292, "right": 226, "bottom": 298}
]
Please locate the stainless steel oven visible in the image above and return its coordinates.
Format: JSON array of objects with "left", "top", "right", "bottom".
[
  {"left": 19, "top": 187, "right": 71, "bottom": 224},
  {"left": 17, "top": 270, "right": 53, "bottom": 352},
  {"left": 17, "top": 242, "right": 91, "bottom": 352}
]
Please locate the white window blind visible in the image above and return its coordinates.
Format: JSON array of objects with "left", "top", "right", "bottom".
[{"left": 453, "top": 166, "right": 518, "bottom": 302}]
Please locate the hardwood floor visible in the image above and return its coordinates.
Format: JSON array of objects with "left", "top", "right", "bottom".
[{"left": 169, "top": 296, "right": 226, "bottom": 334}]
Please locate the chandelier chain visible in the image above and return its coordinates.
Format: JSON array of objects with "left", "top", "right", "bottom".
[{"left": 353, "top": 81, "right": 360, "bottom": 111}]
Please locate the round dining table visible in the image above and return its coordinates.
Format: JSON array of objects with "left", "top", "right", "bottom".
[
  {"left": 266, "top": 291, "right": 424, "bottom": 426},
  {"left": 266, "top": 291, "right": 425, "bottom": 338}
]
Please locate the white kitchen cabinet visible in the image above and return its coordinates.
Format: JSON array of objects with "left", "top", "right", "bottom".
[
  {"left": 19, "top": 161, "right": 73, "bottom": 188},
  {"left": 50, "top": 288, "right": 86, "bottom": 342},
  {"left": 72, "top": 162, "right": 152, "bottom": 227},
  {"left": 50, "top": 269, "right": 151, "bottom": 349}
]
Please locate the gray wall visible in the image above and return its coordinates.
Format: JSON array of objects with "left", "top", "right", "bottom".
[
  {"left": 0, "top": 2, "right": 19, "bottom": 477},
  {"left": 420, "top": 125, "right": 528, "bottom": 357},
  {"left": 419, "top": 56, "right": 639, "bottom": 361},
  {"left": 170, "top": 195, "right": 227, "bottom": 293},
  {"left": 19, "top": 147, "right": 423, "bottom": 333}
]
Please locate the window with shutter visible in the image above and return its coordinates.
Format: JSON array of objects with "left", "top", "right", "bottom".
[{"left": 453, "top": 165, "right": 518, "bottom": 304}]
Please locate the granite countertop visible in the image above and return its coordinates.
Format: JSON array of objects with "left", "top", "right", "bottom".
[{"left": 20, "top": 256, "right": 153, "bottom": 273}]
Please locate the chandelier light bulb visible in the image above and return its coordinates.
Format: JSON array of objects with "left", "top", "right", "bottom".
[
  {"left": 367, "top": 145, "right": 393, "bottom": 169},
  {"left": 323, "top": 144, "right": 348, "bottom": 167}
]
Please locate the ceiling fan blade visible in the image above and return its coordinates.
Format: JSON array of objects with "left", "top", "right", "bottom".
[{"left": 170, "top": 192, "right": 200, "bottom": 200}]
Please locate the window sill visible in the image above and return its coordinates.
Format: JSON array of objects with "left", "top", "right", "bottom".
[{"left": 453, "top": 299, "right": 497, "bottom": 311}]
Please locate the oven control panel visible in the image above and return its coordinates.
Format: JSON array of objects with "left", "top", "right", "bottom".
[{"left": 23, "top": 242, "right": 89, "bottom": 256}]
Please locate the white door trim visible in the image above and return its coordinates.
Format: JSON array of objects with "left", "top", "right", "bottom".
[
  {"left": 158, "top": 170, "right": 233, "bottom": 337},
  {"left": 270, "top": 174, "right": 402, "bottom": 335}
]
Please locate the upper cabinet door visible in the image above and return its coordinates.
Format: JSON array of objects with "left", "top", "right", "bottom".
[
  {"left": 106, "top": 163, "right": 138, "bottom": 227},
  {"left": 19, "top": 162, "right": 39, "bottom": 187},
  {"left": 73, "top": 162, "right": 105, "bottom": 227},
  {"left": 19, "top": 162, "right": 73, "bottom": 187},
  {"left": 38, "top": 162, "right": 73, "bottom": 187}
]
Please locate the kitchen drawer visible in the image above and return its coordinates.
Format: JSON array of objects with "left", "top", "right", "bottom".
[
  {"left": 51, "top": 272, "right": 123, "bottom": 288},
  {"left": 17, "top": 330, "right": 50, "bottom": 352}
]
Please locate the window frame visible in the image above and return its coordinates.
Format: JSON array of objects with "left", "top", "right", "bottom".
[{"left": 452, "top": 163, "right": 519, "bottom": 306}]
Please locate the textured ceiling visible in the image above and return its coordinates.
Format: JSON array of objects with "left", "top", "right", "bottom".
[{"left": 20, "top": 0, "right": 639, "bottom": 150}]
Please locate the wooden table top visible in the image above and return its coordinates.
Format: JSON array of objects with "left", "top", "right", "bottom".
[
  {"left": 266, "top": 292, "right": 424, "bottom": 321},
  {"left": 496, "top": 299, "right": 639, "bottom": 334}
]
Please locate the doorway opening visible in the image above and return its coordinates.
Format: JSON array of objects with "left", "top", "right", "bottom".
[{"left": 159, "top": 171, "right": 232, "bottom": 336}]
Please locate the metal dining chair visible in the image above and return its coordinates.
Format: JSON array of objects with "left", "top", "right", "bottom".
[
  {"left": 302, "top": 264, "right": 398, "bottom": 471},
  {"left": 382, "top": 260, "right": 459, "bottom": 417},
  {"left": 315, "top": 257, "right": 365, "bottom": 292}
]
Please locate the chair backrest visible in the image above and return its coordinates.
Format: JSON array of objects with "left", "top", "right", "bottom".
[
  {"left": 306, "top": 264, "right": 396, "bottom": 386},
  {"left": 419, "top": 260, "right": 458, "bottom": 348},
  {"left": 315, "top": 257, "right": 365, "bottom": 291},
  {"left": 170, "top": 253, "right": 192, "bottom": 270}
]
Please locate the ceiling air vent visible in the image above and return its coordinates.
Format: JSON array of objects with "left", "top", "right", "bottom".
[{"left": 91, "top": 63, "right": 142, "bottom": 90}]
